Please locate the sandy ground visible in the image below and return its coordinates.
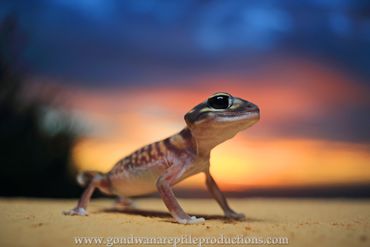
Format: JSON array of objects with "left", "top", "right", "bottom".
[{"left": 0, "top": 198, "right": 369, "bottom": 247}]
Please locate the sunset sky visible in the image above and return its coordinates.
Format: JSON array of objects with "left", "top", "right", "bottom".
[{"left": 2, "top": 0, "right": 369, "bottom": 191}]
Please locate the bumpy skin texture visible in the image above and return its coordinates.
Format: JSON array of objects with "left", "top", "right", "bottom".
[{"left": 64, "top": 92, "right": 260, "bottom": 224}]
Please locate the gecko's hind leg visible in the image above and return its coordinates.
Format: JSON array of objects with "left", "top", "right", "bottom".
[
  {"left": 113, "top": 196, "right": 136, "bottom": 210},
  {"left": 63, "top": 171, "right": 108, "bottom": 216}
]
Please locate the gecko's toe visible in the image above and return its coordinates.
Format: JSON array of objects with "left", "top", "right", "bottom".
[
  {"left": 225, "top": 211, "right": 246, "bottom": 221},
  {"left": 113, "top": 198, "right": 136, "bottom": 210},
  {"left": 63, "top": 207, "right": 88, "bottom": 216},
  {"left": 175, "top": 216, "right": 205, "bottom": 224},
  {"left": 177, "top": 218, "right": 188, "bottom": 224},
  {"left": 187, "top": 216, "right": 205, "bottom": 224}
]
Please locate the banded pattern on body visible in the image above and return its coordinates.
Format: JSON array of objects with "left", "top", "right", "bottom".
[{"left": 109, "top": 128, "right": 194, "bottom": 175}]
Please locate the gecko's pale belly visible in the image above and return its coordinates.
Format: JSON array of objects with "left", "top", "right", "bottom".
[
  {"left": 108, "top": 162, "right": 167, "bottom": 197},
  {"left": 107, "top": 155, "right": 206, "bottom": 197}
]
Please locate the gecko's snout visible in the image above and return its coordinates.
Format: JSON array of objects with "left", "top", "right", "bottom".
[
  {"left": 247, "top": 103, "right": 257, "bottom": 110},
  {"left": 245, "top": 102, "right": 259, "bottom": 113}
]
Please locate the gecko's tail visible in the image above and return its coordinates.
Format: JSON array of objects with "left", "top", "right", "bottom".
[{"left": 76, "top": 171, "right": 104, "bottom": 187}]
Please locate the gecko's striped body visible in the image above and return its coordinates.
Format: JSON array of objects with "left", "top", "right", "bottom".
[
  {"left": 107, "top": 128, "right": 195, "bottom": 196},
  {"left": 64, "top": 92, "right": 260, "bottom": 224}
]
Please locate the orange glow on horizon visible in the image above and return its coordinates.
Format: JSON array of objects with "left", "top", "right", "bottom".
[{"left": 73, "top": 136, "right": 370, "bottom": 190}]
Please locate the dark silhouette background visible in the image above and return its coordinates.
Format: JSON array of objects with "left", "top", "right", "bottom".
[{"left": 0, "top": 16, "right": 81, "bottom": 197}]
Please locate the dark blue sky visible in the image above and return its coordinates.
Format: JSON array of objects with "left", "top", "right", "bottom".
[{"left": 1, "top": 0, "right": 370, "bottom": 86}]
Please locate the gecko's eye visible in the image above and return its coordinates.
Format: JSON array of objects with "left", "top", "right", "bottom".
[{"left": 207, "top": 94, "right": 232, "bottom": 109}]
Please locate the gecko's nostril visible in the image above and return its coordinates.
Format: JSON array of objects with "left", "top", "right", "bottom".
[{"left": 246, "top": 103, "right": 259, "bottom": 112}]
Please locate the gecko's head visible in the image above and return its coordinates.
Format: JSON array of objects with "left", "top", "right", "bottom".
[{"left": 184, "top": 92, "right": 260, "bottom": 143}]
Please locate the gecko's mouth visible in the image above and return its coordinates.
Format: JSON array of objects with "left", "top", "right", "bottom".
[{"left": 217, "top": 109, "right": 260, "bottom": 122}]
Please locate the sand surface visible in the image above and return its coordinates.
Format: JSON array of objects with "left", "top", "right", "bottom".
[{"left": 0, "top": 198, "right": 369, "bottom": 247}]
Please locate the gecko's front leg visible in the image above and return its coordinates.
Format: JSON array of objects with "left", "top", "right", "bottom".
[
  {"left": 156, "top": 164, "right": 205, "bottom": 224},
  {"left": 205, "top": 170, "right": 246, "bottom": 220}
]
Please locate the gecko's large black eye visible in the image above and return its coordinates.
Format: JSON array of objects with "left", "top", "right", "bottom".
[{"left": 207, "top": 94, "right": 231, "bottom": 109}]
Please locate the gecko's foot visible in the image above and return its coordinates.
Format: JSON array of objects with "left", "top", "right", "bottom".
[
  {"left": 63, "top": 207, "right": 88, "bottom": 216},
  {"left": 176, "top": 216, "right": 205, "bottom": 224},
  {"left": 113, "top": 197, "right": 136, "bottom": 210},
  {"left": 225, "top": 211, "right": 246, "bottom": 221}
]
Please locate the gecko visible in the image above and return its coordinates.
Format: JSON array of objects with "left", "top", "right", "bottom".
[{"left": 63, "top": 92, "right": 260, "bottom": 224}]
